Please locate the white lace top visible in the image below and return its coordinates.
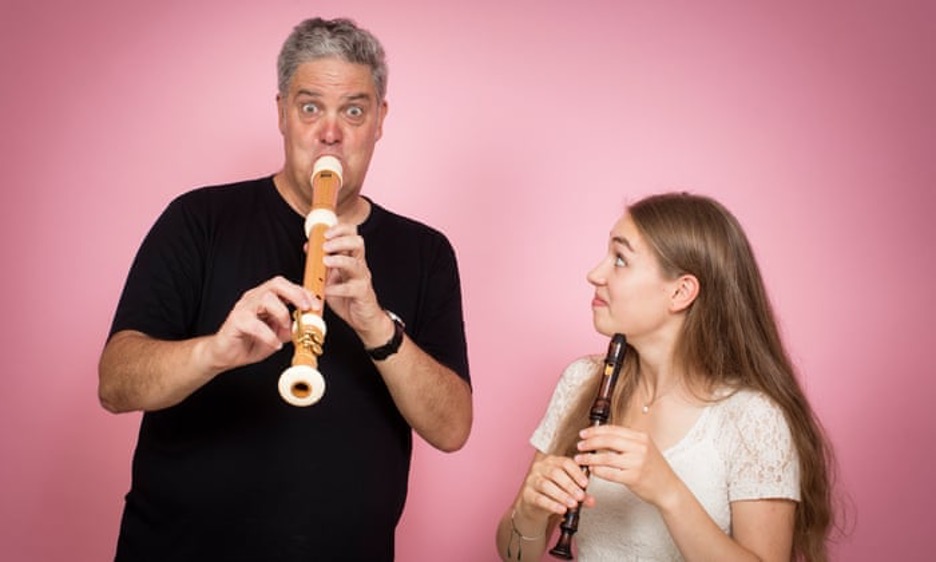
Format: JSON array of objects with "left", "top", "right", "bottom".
[{"left": 530, "top": 357, "right": 800, "bottom": 561}]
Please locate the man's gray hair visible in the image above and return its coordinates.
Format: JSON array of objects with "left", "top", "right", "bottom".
[{"left": 277, "top": 17, "right": 388, "bottom": 100}]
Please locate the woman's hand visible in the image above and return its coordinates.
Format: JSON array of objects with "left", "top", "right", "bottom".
[
  {"left": 574, "top": 425, "right": 680, "bottom": 508},
  {"left": 516, "top": 452, "right": 593, "bottom": 519}
]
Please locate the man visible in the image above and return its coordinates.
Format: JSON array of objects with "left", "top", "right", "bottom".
[{"left": 99, "top": 18, "right": 472, "bottom": 561}]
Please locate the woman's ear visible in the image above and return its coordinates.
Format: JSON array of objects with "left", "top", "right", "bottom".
[{"left": 670, "top": 274, "right": 699, "bottom": 313}]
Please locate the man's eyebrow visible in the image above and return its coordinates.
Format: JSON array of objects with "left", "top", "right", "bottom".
[{"left": 611, "top": 235, "right": 634, "bottom": 252}]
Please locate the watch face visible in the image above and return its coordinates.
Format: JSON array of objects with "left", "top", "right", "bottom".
[{"left": 386, "top": 310, "right": 405, "bottom": 328}]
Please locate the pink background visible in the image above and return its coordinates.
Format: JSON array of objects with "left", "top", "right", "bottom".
[{"left": 2, "top": 0, "right": 934, "bottom": 560}]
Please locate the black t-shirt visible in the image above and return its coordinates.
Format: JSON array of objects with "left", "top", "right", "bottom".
[{"left": 109, "top": 177, "right": 470, "bottom": 561}]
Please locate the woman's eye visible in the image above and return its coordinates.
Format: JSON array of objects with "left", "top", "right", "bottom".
[{"left": 614, "top": 255, "right": 627, "bottom": 267}]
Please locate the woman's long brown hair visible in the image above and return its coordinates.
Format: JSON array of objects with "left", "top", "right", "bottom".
[{"left": 552, "top": 193, "right": 836, "bottom": 561}]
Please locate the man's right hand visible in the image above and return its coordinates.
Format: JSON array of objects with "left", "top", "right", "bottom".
[
  {"left": 98, "top": 276, "right": 317, "bottom": 413},
  {"left": 205, "top": 276, "right": 317, "bottom": 371}
]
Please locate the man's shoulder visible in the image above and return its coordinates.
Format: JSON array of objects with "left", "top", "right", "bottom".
[
  {"left": 366, "top": 198, "right": 448, "bottom": 241},
  {"left": 162, "top": 176, "right": 278, "bottom": 223},
  {"left": 174, "top": 176, "right": 273, "bottom": 205}
]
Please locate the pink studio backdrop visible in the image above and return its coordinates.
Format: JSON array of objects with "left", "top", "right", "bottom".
[{"left": 2, "top": 1, "right": 934, "bottom": 560}]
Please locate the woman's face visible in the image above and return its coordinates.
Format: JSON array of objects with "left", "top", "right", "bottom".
[{"left": 587, "top": 212, "right": 682, "bottom": 344}]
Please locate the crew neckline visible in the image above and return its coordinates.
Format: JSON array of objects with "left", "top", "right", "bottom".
[{"left": 264, "top": 175, "right": 382, "bottom": 235}]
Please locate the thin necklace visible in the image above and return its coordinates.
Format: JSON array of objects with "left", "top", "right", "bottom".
[
  {"left": 640, "top": 383, "right": 655, "bottom": 414},
  {"left": 641, "top": 397, "right": 655, "bottom": 414},
  {"left": 640, "top": 380, "right": 674, "bottom": 414}
]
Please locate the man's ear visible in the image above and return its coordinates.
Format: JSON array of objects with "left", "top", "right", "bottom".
[
  {"left": 670, "top": 274, "right": 699, "bottom": 313},
  {"left": 276, "top": 93, "right": 286, "bottom": 134},
  {"left": 374, "top": 99, "right": 388, "bottom": 141}
]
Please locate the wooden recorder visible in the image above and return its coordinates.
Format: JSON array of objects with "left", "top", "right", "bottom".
[
  {"left": 549, "top": 333, "right": 627, "bottom": 559},
  {"left": 277, "top": 156, "right": 343, "bottom": 407}
]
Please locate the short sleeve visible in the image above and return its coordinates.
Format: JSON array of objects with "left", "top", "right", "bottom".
[
  {"left": 108, "top": 194, "right": 207, "bottom": 341},
  {"left": 720, "top": 391, "right": 801, "bottom": 502},
  {"left": 413, "top": 234, "right": 470, "bottom": 383},
  {"left": 530, "top": 357, "right": 598, "bottom": 454}
]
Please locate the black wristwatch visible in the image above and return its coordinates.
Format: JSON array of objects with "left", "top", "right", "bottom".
[{"left": 366, "top": 310, "right": 405, "bottom": 361}]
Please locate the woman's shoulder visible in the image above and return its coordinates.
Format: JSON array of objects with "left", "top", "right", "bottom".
[
  {"left": 561, "top": 355, "right": 602, "bottom": 380},
  {"left": 547, "top": 356, "right": 600, "bottom": 405},
  {"left": 716, "top": 387, "right": 785, "bottom": 418},
  {"left": 711, "top": 387, "right": 794, "bottom": 450}
]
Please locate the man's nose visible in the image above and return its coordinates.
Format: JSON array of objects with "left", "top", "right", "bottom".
[{"left": 318, "top": 115, "right": 342, "bottom": 145}]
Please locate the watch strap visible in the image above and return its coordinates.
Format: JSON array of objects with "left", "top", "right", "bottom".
[{"left": 366, "top": 310, "right": 405, "bottom": 361}]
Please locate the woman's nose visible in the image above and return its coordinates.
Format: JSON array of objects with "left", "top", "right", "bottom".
[{"left": 586, "top": 260, "right": 606, "bottom": 286}]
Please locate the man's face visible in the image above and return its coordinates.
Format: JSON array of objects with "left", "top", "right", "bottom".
[{"left": 277, "top": 57, "right": 387, "bottom": 213}]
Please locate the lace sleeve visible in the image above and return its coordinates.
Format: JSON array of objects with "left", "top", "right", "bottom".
[
  {"left": 720, "top": 390, "right": 801, "bottom": 502},
  {"left": 529, "top": 357, "right": 598, "bottom": 454}
]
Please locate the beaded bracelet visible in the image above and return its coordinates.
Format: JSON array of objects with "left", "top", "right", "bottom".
[{"left": 506, "top": 509, "right": 545, "bottom": 560}]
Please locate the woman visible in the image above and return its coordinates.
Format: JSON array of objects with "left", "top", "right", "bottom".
[{"left": 496, "top": 193, "right": 834, "bottom": 561}]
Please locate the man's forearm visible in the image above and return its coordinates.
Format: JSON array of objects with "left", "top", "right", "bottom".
[
  {"left": 374, "top": 335, "right": 473, "bottom": 452},
  {"left": 98, "top": 330, "right": 220, "bottom": 413}
]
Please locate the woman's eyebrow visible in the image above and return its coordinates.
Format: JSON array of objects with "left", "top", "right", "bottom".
[{"left": 611, "top": 235, "right": 634, "bottom": 252}]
